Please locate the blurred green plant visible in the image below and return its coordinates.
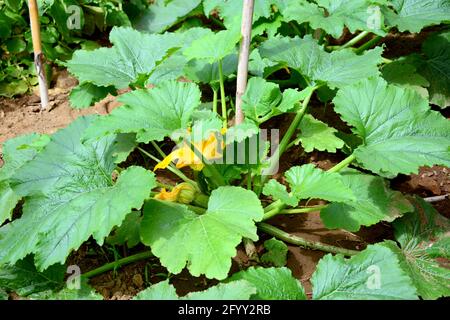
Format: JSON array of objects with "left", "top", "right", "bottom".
[{"left": 0, "top": 0, "right": 148, "bottom": 97}]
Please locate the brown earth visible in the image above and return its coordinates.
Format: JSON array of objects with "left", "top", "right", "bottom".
[{"left": 0, "top": 70, "right": 122, "bottom": 154}]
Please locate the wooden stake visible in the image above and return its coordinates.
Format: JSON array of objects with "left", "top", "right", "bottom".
[
  {"left": 28, "top": 0, "right": 49, "bottom": 110},
  {"left": 235, "top": 0, "right": 255, "bottom": 125}
]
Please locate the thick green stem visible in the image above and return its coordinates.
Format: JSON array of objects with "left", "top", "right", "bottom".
[
  {"left": 280, "top": 205, "right": 328, "bottom": 214},
  {"left": 82, "top": 251, "right": 154, "bottom": 278},
  {"left": 137, "top": 147, "right": 195, "bottom": 184},
  {"left": 150, "top": 141, "right": 167, "bottom": 159},
  {"left": 218, "top": 60, "right": 227, "bottom": 128},
  {"left": 261, "top": 86, "right": 317, "bottom": 185},
  {"left": 340, "top": 31, "right": 370, "bottom": 49},
  {"left": 212, "top": 87, "right": 218, "bottom": 114},
  {"left": 185, "top": 204, "right": 207, "bottom": 214},
  {"left": 355, "top": 35, "right": 382, "bottom": 54},
  {"left": 258, "top": 223, "right": 359, "bottom": 256},
  {"left": 263, "top": 205, "right": 286, "bottom": 220},
  {"left": 328, "top": 154, "right": 356, "bottom": 173}
]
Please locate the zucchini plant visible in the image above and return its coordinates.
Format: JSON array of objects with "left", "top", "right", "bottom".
[{"left": 0, "top": 0, "right": 449, "bottom": 300}]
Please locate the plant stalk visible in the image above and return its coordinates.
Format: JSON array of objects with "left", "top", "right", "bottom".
[
  {"left": 234, "top": 0, "right": 255, "bottom": 125},
  {"left": 218, "top": 60, "right": 227, "bottom": 128},
  {"left": 340, "top": 31, "right": 370, "bottom": 49},
  {"left": 82, "top": 251, "right": 154, "bottom": 278},
  {"left": 328, "top": 154, "right": 356, "bottom": 173},
  {"left": 280, "top": 205, "right": 328, "bottom": 214},
  {"left": 28, "top": 0, "right": 49, "bottom": 110},
  {"left": 258, "top": 223, "right": 359, "bottom": 256},
  {"left": 261, "top": 86, "right": 317, "bottom": 184},
  {"left": 137, "top": 147, "right": 195, "bottom": 184},
  {"left": 355, "top": 35, "right": 382, "bottom": 54},
  {"left": 212, "top": 87, "right": 218, "bottom": 114}
]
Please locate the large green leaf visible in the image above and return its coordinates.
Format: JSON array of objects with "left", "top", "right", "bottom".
[
  {"left": 141, "top": 186, "right": 264, "bottom": 280},
  {"left": 0, "top": 256, "right": 65, "bottom": 297},
  {"left": 0, "top": 182, "right": 20, "bottom": 225},
  {"left": 228, "top": 267, "right": 306, "bottom": 300},
  {"left": 384, "top": 0, "right": 450, "bottom": 32},
  {"left": 242, "top": 78, "right": 313, "bottom": 123},
  {"left": 183, "top": 29, "right": 241, "bottom": 64},
  {"left": 259, "top": 35, "right": 382, "bottom": 89},
  {"left": 67, "top": 27, "right": 183, "bottom": 89},
  {"left": 0, "top": 117, "right": 156, "bottom": 269},
  {"left": 134, "top": 280, "right": 178, "bottom": 300},
  {"left": 311, "top": 243, "right": 418, "bottom": 300},
  {"left": 242, "top": 77, "right": 282, "bottom": 122},
  {"left": 69, "top": 83, "right": 116, "bottom": 109},
  {"left": 321, "top": 169, "right": 413, "bottom": 232},
  {"left": 389, "top": 198, "right": 450, "bottom": 299},
  {"left": 333, "top": 77, "right": 450, "bottom": 176},
  {"left": 185, "top": 280, "right": 256, "bottom": 300},
  {"left": 381, "top": 58, "right": 430, "bottom": 99},
  {"left": 146, "top": 28, "right": 213, "bottom": 85},
  {"left": 283, "top": 0, "right": 386, "bottom": 38},
  {"left": 203, "top": 0, "right": 276, "bottom": 28},
  {"left": 263, "top": 164, "right": 355, "bottom": 207},
  {"left": 414, "top": 31, "right": 450, "bottom": 109},
  {"left": 294, "top": 114, "right": 344, "bottom": 153},
  {"left": 106, "top": 211, "right": 142, "bottom": 249},
  {"left": 83, "top": 81, "right": 201, "bottom": 143},
  {"left": 0, "top": 134, "right": 48, "bottom": 224},
  {"left": 184, "top": 53, "right": 238, "bottom": 85},
  {"left": 29, "top": 279, "right": 103, "bottom": 300},
  {"left": 134, "top": 279, "right": 256, "bottom": 300},
  {"left": 135, "top": 0, "right": 201, "bottom": 33}
]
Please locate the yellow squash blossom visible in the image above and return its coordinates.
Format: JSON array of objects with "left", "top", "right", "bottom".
[
  {"left": 154, "top": 182, "right": 198, "bottom": 204},
  {"left": 154, "top": 129, "right": 225, "bottom": 172}
]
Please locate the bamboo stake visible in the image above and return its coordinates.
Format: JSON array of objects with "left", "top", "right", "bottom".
[
  {"left": 28, "top": 0, "right": 49, "bottom": 110},
  {"left": 234, "top": 0, "right": 254, "bottom": 125}
]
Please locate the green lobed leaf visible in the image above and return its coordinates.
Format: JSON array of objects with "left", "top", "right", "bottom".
[
  {"left": 389, "top": 197, "right": 450, "bottom": 299},
  {"left": 242, "top": 77, "right": 282, "bottom": 122},
  {"left": 283, "top": 0, "right": 387, "bottom": 38},
  {"left": 415, "top": 31, "right": 450, "bottom": 109},
  {"left": 311, "top": 242, "right": 418, "bottom": 300},
  {"left": 0, "top": 256, "right": 65, "bottom": 297},
  {"left": 106, "top": 211, "right": 142, "bottom": 249},
  {"left": 333, "top": 76, "right": 450, "bottom": 176},
  {"left": 203, "top": 0, "right": 277, "bottom": 28},
  {"left": 28, "top": 279, "right": 103, "bottom": 300},
  {"left": 384, "top": 0, "right": 450, "bottom": 32},
  {"left": 321, "top": 169, "right": 413, "bottom": 232},
  {"left": 381, "top": 58, "right": 430, "bottom": 99},
  {"left": 184, "top": 280, "right": 256, "bottom": 300},
  {"left": 69, "top": 83, "right": 116, "bottom": 109},
  {"left": 83, "top": 81, "right": 201, "bottom": 143},
  {"left": 0, "top": 117, "right": 156, "bottom": 269},
  {"left": 259, "top": 35, "right": 382, "bottom": 89},
  {"left": 264, "top": 164, "right": 355, "bottom": 207},
  {"left": 183, "top": 29, "right": 241, "bottom": 64},
  {"left": 260, "top": 238, "right": 289, "bottom": 267},
  {"left": 0, "top": 133, "right": 48, "bottom": 224},
  {"left": 227, "top": 267, "right": 306, "bottom": 300},
  {"left": 294, "top": 114, "right": 344, "bottom": 153},
  {"left": 184, "top": 53, "right": 238, "bottom": 85},
  {"left": 133, "top": 280, "right": 178, "bottom": 300},
  {"left": 146, "top": 28, "right": 214, "bottom": 85},
  {"left": 134, "top": 279, "right": 256, "bottom": 300},
  {"left": 67, "top": 27, "right": 185, "bottom": 89},
  {"left": 141, "top": 186, "right": 264, "bottom": 280},
  {"left": 135, "top": 0, "right": 201, "bottom": 33}
]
